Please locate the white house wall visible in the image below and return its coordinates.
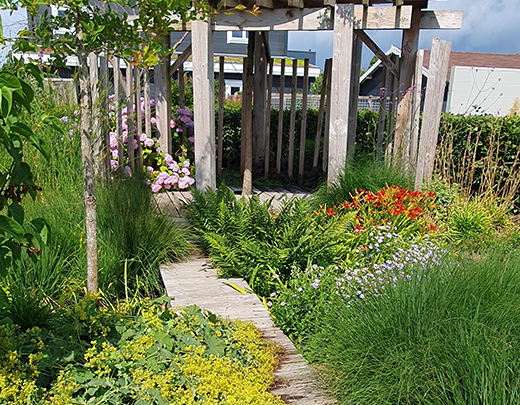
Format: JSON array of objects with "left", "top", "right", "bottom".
[{"left": 447, "top": 66, "right": 520, "bottom": 116}]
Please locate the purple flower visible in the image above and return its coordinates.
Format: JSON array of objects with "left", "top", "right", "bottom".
[
  {"left": 151, "top": 182, "right": 162, "bottom": 193},
  {"left": 181, "top": 167, "right": 190, "bottom": 176},
  {"left": 146, "top": 166, "right": 154, "bottom": 173},
  {"left": 73, "top": 110, "right": 79, "bottom": 117},
  {"left": 132, "top": 139, "right": 138, "bottom": 149},
  {"left": 188, "top": 137, "right": 195, "bottom": 143},
  {"left": 183, "top": 160, "right": 190, "bottom": 168},
  {"left": 164, "top": 154, "right": 174, "bottom": 166},
  {"left": 176, "top": 108, "right": 192, "bottom": 117},
  {"left": 139, "top": 133, "right": 147, "bottom": 142},
  {"left": 60, "top": 116, "right": 68, "bottom": 124},
  {"left": 170, "top": 119, "right": 176, "bottom": 129},
  {"left": 144, "top": 138, "right": 155, "bottom": 148},
  {"left": 110, "top": 160, "right": 118, "bottom": 170},
  {"left": 124, "top": 166, "right": 132, "bottom": 178},
  {"left": 150, "top": 117, "right": 157, "bottom": 126}
]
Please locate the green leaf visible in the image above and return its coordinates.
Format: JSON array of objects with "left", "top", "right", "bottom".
[
  {"left": 0, "top": 86, "right": 13, "bottom": 117},
  {"left": 24, "top": 63, "right": 44, "bottom": 87},
  {"left": 11, "top": 162, "right": 32, "bottom": 184},
  {"left": 8, "top": 203, "right": 24, "bottom": 225},
  {"left": 204, "top": 333, "right": 226, "bottom": 357},
  {"left": 0, "top": 288, "right": 8, "bottom": 310},
  {"left": 30, "top": 218, "right": 48, "bottom": 245},
  {"left": 0, "top": 215, "right": 25, "bottom": 242},
  {"left": 15, "top": 39, "right": 39, "bottom": 53},
  {"left": 11, "top": 122, "right": 50, "bottom": 159}
]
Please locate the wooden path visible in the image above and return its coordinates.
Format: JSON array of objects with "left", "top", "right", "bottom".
[
  {"left": 160, "top": 258, "right": 335, "bottom": 405},
  {"left": 153, "top": 185, "right": 311, "bottom": 215}
]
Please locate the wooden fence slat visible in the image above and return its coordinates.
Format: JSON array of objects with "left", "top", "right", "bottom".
[
  {"left": 242, "top": 37, "right": 255, "bottom": 196},
  {"left": 313, "top": 58, "right": 331, "bottom": 168},
  {"left": 99, "top": 55, "right": 110, "bottom": 177},
  {"left": 386, "top": 55, "right": 398, "bottom": 162},
  {"left": 89, "top": 53, "right": 105, "bottom": 178},
  {"left": 276, "top": 58, "right": 285, "bottom": 174},
  {"left": 265, "top": 57, "right": 274, "bottom": 177},
  {"left": 322, "top": 58, "right": 332, "bottom": 173},
  {"left": 298, "top": 58, "right": 309, "bottom": 180},
  {"left": 253, "top": 32, "right": 267, "bottom": 172},
  {"left": 347, "top": 35, "right": 362, "bottom": 163},
  {"left": 376, "top": 65, "right": 387, "bottom": 160},
  {"left": 126, "top": 65, "right": 135, "bottom": 173},
  {"left": 415, "top": 38, "right": 451, "bottom": 190},
  {"left": 114, "top": 58, "right": 124, "bottom": 173},
  {"left": 288, "top": 58, "right": 298, "bottom": 178},
  {"left": 135, "top": 68, "right": 144, "bottom": 170},
  {"left": 217, "top": 56, "right": 225, "bottom": 175},
  {"left": 410, "top": 49, "right": 424, "bottom": 169},
  {"left": 144, "top": 68, "right": 152, "bottom": 140},
  {"left": 155, "top": 35, "right": 172, "bottom": 155}
]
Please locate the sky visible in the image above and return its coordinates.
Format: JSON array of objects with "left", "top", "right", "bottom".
[{"left": 288, "top": 0, "right": 520, "bottom": 70}]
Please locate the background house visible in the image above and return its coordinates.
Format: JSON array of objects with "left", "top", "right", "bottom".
[{"left": 360, "top": 46, "right": 520, "bottom": 116}]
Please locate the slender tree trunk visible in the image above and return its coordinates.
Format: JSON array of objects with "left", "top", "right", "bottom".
[{"left": 75, "top": 9, "right": 99, "bottom": 293}]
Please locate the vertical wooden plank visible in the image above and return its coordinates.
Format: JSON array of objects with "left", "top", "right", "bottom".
[
  {"left": 217, "top": 56, "right": 225, "bottom": 175},
  {"left": 178, "top": 63, "right": 187, "bottom": 158},
  {"left": 288, "top": 58, "right": 298, "bottom": 178},
  {"left": 241, "top": 57, "right": 247, "bottom": 175},
  {"left": 99, "top": 55, "right": 110, "bottom": 177},
  {"left": 314, "top": 58, "right": 331, "bottom": 168},
  {"left": 386, "top": 55, "right": 398, "bottom": 162},
  {"left": 144, "top": 68, "right": 152, "bottom": 139},
  {"left": 415, "top": 38, "right": 451, "bottom": 190},
  {"left": 135, "top": 68, "right": 144, "bottom": 170},
  {"left": 155, "top": 35, "right": 172, "bottom": 155},
  {"left": 327, "top": 3, "right": 354, "bottom": 184},
  {"left": 264, "top": 57, "right": 274, "bottom": 177},
  {"left": 376, "top": 65, "right": 387, "bottom": 160},
  {"left": 409, "top": 49, "right": 424, "bottom": 169},
  {"left": 276, "top": 59, "right": 285, "bottom": 174},
  {"left": 114, "top": 58, "right": 124, "bottom": 173},
  {"left": 394, "top": 4, "right": 421, "bottom": 165},
  {"left": 89, "top": 53, "right": 104, "bottom": 178},
  {"left": 298, "top": 58, "right": 309, "bottom": 180},
  {"left": 241, "top": 36, "right": 255, "bottom": 196},
  {"left": 253, "top": 32, "right": 268, "bottom": 173},
  {"left": 347, "top": 35, "right": 362, "bottom": 163},
  {"left": 126, "top": 65, "right": 135, "bottom": 173},
  {"left": 322, "top": 60, "right": 332, "bottom": 173},
  {"left": 192, "top": 19, "right": 216, "bottom": 191}
]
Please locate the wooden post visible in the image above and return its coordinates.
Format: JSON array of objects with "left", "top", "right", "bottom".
[
  {"left": 155, "top": 35, "right": 172, "bottom": 155},
  {"left": 347, "top": 34, "right": 362, "bottom": 163},
  {"left": 276, "top": 58, "right": 285, "bottom": 174},
  {"left": 394, "top": 4, "right": 422, "bottom": 165},
  {"left": 386, "top": 55, "right": 398, "bottom": 162},
  {"left": 288, "top": 58, "right": 298, "bottom": 178},
  {"left": 376, "top": 65, "right": 387, "bottom": 160},
  {"left": 144, "top": 68, "right": 152, "bottom": 139},
  {"left": 410, "top": 49, "right": 424, "bottom": 169},
  {"left": 192, "top": 19, "right": 216, "bottom": 191},
  {"left": 313, "top": 58, "right": 331, "bottom": 168},
  {"left": 114, "top": 58, "right": 124, "bottom": 173},
  {"left": 178, "top": 63, "right": 187, "bottom": 157},
  {"left": 242, "top": 37, "right": 255, "bottom": 196},
  {"left": 217, "top": 56, "right": 225, "bottom": 175},
  {"left": 322, "top": 60, "right": 332, "bottom": 173},
  {"left": 135, "top": 68, "right": 143, "bottom": 170},
  {"left": 265, "top": 57, "right": 274, "bottom": 177},
  {"left": 253, "top": 32, "right": 268, "bottom": 174},
  {"left": 126, "top": 65, "right": 135, "bottom": 173},
  {"left": 89, "top": 53, "right": 105, "bottom": 178},
  {"left": 327, "top": 3, "right": 354, "bottom": 183},
  {"left": 415, "top": 38, "right": 451, "bottom": 190},
  {"left": 99, "top": 55, "right": 110, "bottom": 176},
  {"left": 298, "top": 58, "right": 309, "bottom": 181}
]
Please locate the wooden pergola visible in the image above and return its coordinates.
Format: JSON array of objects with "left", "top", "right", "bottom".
[{"left": 150, "top": 0, "right": 462, "bottom": 192}]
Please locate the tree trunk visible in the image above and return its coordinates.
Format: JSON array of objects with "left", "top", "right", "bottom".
[{"left": 76, "top": 9, "right": 99, "bottom": 293}]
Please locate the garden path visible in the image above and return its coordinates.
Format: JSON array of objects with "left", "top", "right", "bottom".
[{"left": 160, "top": 258, "right": 335, "bottom": 405}]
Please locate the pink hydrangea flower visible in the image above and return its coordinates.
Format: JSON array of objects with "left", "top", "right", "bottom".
[
  {"left": 111, "top": 149, "right": 119, "bottom": 159},
  {"left": 110, "top": 160, "right": 118, "bottom": 170},
  {"left": 139, "top": 133, "right": 147, "bottom": 142},
  {"left": 183, "top": 160, "right": 190, "bottom": 168},
  {"left": 188, "top": 137, "right": 194, "bottom": 143},
  {"left": 144, "top": 138, "right": 154, "bottom": 148},
  {"left": 164, "top": 153, "right": 174, "bottom": 166},
  {"left": 164, "top": 183, "right": 171, "bottom": 190},
  {"left": 170, "top": 119, "right": 176, "bottom": 129},
  {"left": 186, "top": 176, "right": 195, "bottom": 186},
  {"left": 150, "top": 117, "right": 157, "bottom": 126},
  {"left": 121, "top": 131, "right": 128, "bottom": 144},
  {"left": 132, "top": 139, "right": 138, "bottom": 149},
  {"left": 151, "top": 182, "right": 162, "bottom": 193},
  {"left": 125, "top": 166, "right": 132, "bottom": 178},
  {"left": 146, "top": 166, "right": 154, "bottom": 173},
  {"left": 178, "top": 177, "right": 188, "bottom": 189},
  {"left": 182, "top": 167, "right": 190, "bottom": 176},
  {"left": 170, "top": 162, "right": 179, "bottom": 173}
]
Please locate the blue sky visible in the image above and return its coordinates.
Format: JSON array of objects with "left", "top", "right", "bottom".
[{"left": 289, "top": 0, "right": 520, "bottom": 69}]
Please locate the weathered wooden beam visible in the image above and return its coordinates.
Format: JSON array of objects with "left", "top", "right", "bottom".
[
  {"left": 192, "top": 19, "right": 216, "bottom": 191},
  {"left": 144, "top": 68, "right": 152, "bottom": 139},
  {"left": 313, "top": 58, "right": 331, "bottom": 168},
  {"left": 265, "top": 58, "right": 274, "bottom": 177},
  {"left": 276, "top": 59, "right": 285, "bottom": 174},
  {"left": 288, "top": 0, "right": 304, "bottom": 8},
  {"left": 420, "top": 10, "right": 463, "bottom": 30},
  {"left": 89, "top": 53, "right": 105, "bottom": 178},
  {"left": 328, "top": 3, "right": 354, "bottom": 184},
  {"left": 155, "top": 35, "right": 172, "bottom": 155},
  {"left": 217, "top": 56, "right": 225, "bottom": 175},
  {"left": 126, "top": 65, "right": 135, "bottom": 173},
  {"left": 355, "top": 30, "right": 399, "bottom": 78},
  {"left": 256, "top": 0, "right": 274, "bottom": 8},
  {"left": 170, "top": 44, "right": 192, "bottom": 77},
  {"left": 394, "top": 3, "right": 421, "bottom": 165},
  {"left": 128, "top": 7, "right": 461, "bottom": 32},
  {"left": 298, "top": 58, "right": 309, "bottom": 180},
  {"left": 288, "top": 58, "right": 298, "bottom": 178},
  {"left": 242, "top": 38, "right": 255, "bottom": 196},
  {"left": 253, "top": 32, "right": 268, "bottom": 173},
  {"left": 322, "top": 58, "right": 332, "bottom": 173},
  {"left": 212, "top": 6, "right": 412, "bottom": 31},
  {"left": 409, "top": 49, "right": 424, "bottom": 169},
  {"left": 135, "top": 68, "right": 143, "bottom": 171},
  {"left": 347, "top": 35, "right": 362, "bottom": 163},
  {"left": 113, "top": 57, "right": 124, "bottom": 173},
  {"left": 415, "top": 38, "right": 451, "bottom": 190}
]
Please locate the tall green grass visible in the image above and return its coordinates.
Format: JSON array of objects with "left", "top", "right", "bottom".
[
  {"left": 310, "top": 158, "right": 412, "bottom": 209},
  {"left": 307, "top": 249, "right": 520, "bottom": 404}
]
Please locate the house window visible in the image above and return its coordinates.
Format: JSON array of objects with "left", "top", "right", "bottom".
[
  {"left": 225, "top": 79, "right": 243, "bottom": 97},
  {"left": 50, "top": 5, "right": 72, "bottom": 36},
  {"left": 227, "top": 31, "right": 248, "bottom": 44}
]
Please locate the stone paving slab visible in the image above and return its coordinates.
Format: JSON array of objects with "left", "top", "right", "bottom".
[{"left": 160, "top": 258, "right": 335, "bottom": 405}]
